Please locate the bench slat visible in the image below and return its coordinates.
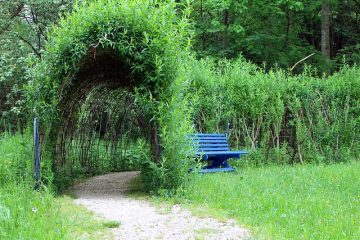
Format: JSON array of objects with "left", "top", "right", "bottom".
[
  {"left": 200, "top": 167, "right": 234, "bottom": 173},
  {"left": 191, "top": 138, "right": 227, "bottom": 141},
  {"left": 198, "top": 147, "right": 230, "bottom": 151},
  {"left": 192, "top": 140, "right": 228, "bottom": 143},
  {"left": 191, "top": 137, "right": 226, "bottom": 139},
  {"left": 195, "top": 151, "right": 248, "bottom": 158},
  {"left": 196, "top": 150, "right": 248, "bottom": 155},
  {"left": 198, "top": 144, "right": 229, "bottom": 147},
  {"left": 190, "top": 134, "right": 226, "bottom": 137},
  {"left": 188, "top": 133, "right": 248, "bottom": 173}
]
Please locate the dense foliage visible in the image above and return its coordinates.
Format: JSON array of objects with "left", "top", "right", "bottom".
[
  {"left": 0, "top": 0, "right": 74, "bottom": 131},
  {"left": 53, "top": 87, "right": 154, "bottom": 190},
  {"left": 190, "top": 0, "right": 360, "bottom": 71},
  {"left": 186, "top": 58, "right": 359, "bottom": 164},
  {"left": 0, "top": 0, "right": 359, "bottom": 192},
  {"left": 2, "top": 1, "right": 360, "bottom": 131},
  {"left": 27, "top": 0, "right": 194, "bottom": 191}
]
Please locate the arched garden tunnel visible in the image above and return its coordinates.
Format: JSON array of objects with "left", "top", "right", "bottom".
[
  {"left": 52, "top": 49, "right": 160, "bottom": 182},
  {"left": 30, "top": 0, "right": 194, "bottom": 191}
]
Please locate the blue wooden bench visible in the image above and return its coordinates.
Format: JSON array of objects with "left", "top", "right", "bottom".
[{"left": 188, "top": 133, "right": 248, "bottom": 173}]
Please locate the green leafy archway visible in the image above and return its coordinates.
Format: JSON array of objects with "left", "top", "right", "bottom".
[{"left": 29, "top": 0, "right": 194, "bottom": 191}]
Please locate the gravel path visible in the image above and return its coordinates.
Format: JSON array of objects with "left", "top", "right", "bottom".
[{"left": 72, "top": 171, "right": 250, "bottom": 240}]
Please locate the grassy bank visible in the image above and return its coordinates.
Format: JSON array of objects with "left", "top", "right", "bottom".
[
  {"left": 0, "top": 184, "right": 110, "bottom": 239},
  {"left": 0, "top": 133, "right": 111, "bottom": 239},
  {"left": 173, "top": 162, "right": 360, "bottom": 239}
]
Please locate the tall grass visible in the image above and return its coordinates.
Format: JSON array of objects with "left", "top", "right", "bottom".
[
  {"left": 175, "top": 162, "right": 360, "bottom": 239},
  {"left": 0, "top": 133, "right": 34, "bottom": 184},
  {"left": 0, "top": 133, "right": 111, "bottom": 239},
  {"left": 0, "top": 184, "right": 110, "bottom": 239}
]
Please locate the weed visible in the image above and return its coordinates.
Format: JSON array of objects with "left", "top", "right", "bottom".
[{"left": 103, "top": 220, "right": 121, "bottom": 229}]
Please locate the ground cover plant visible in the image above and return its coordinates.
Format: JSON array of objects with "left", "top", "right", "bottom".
[{"left": 170, "top": 162, "right": 360, "bottom": 240}]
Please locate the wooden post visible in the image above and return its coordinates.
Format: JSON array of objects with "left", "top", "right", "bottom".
[
  {"left": 151, "top": 122, "right": 161, "bottom": 161},
  {"left": 34, "top": 117, "right": 40, "bottom": 190}
]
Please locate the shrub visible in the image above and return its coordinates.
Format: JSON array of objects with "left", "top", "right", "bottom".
[
  {"left": 186, "top": 58, "right": 360, "bottom": 164},
  {"left": 27, "top": 0, "right": 194, "bottom": 191}
]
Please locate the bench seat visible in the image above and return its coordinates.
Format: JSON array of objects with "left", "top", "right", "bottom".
[
  {"left": 199, "top": 167, "right": 235, "bottom": 173},
  {"left": 195, "top": 150, "right": 248, "bottom": 160},
  {"left": 188, "top": 133, "right": 248, "bottom": 172}
]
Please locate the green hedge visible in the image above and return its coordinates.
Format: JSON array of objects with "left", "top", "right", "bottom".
[
  {"left": 28, "top": 0, "right": 194, "bottom": 191},
  {"left": 187, "top": 57, "right": 360, "bottom": 164}
]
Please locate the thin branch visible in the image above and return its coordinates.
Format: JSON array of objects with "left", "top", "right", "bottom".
[
  {"left": 17, "top": 34, "right": 41, "bottom": 58},
  {"left": 0, "top": 23, "right": 38, "bottom": 56},
  {"left": 290, "top": 53, "right": 315, "bottom": 76}
]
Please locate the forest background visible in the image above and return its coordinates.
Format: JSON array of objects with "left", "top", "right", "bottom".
[{"left": 1, "top": 0, "right": 360, "bottom": 130}]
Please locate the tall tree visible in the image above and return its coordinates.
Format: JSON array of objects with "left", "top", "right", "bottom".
[
  {"left": 189, "top": 0, "right": 360, "bottom": 72},
  {"left": 0, "top": 0, "right": 73, "bottom": 131},
  {"left": 320, "top": 2, "right": 331, "bottom": 59}
]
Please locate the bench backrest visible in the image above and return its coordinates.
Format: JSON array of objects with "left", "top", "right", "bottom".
[{"left": 188, "top": 134, "right": 230, "bottom": 152}]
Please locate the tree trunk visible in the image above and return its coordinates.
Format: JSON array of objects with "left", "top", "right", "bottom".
[{"left": 321, "top": 3, "right": 331, "bottom": 59}]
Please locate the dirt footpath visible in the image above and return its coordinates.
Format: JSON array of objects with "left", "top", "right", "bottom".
[{"left": 72, "top": 171, "right": 250, "bottom": 240}]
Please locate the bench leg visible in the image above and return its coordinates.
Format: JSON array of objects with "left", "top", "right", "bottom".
[
  {"left": 222, "top": 161, "right": 229, "bottom": 168},
  {"left": 200, "top": 159, "right": 234, "bottom": 173},
  {"left": 205, "top": 158, "right": 230, "bottom": 169}
]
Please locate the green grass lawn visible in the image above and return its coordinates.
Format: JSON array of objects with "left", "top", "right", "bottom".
[
  {"left": 0, "top": 183, "right": 114, "bottom": 239},
  {"left": 0, "top": 133, "right": 113, "bottom": 239},
  {"left": 173, "top": 162, "right": 360, "bottom": 240}
]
